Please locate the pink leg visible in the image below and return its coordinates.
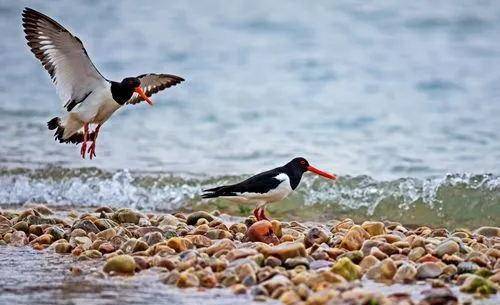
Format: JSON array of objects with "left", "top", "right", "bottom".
[
  {"left": 80, "top": 123, "right": 89, "bottom": 159},
  {"left": 87, "top": 124, "right": 101, "bottom": 159},
  {"left": 253, "top": 207, "right": 261, "bottom": 220},
  {"left": 258, "top": 207, "right": 271, "bottom": 221}
]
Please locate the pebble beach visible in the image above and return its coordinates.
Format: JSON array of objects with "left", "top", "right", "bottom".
[{"left": 0, "top": 204, "right": 498, "bottom": 305}]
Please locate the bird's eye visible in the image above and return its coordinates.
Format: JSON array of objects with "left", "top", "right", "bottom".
[{"left": 300, "top": 161, "right": 306, "bottom": 165}]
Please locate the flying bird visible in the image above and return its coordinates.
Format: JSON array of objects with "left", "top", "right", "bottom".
[
  {"left": 202, "top": 157, "right": 336, "bottom": 221},
  {"left": 22, "top": 7, "right": 184, "bottom": 159}
]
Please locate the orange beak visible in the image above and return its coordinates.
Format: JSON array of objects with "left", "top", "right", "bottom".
[
  {"left": 307, "top": 165, "right": 337, "bottom": 180},
  {"left": 134, "top": 87, "right": 153, "bottom": 106}
]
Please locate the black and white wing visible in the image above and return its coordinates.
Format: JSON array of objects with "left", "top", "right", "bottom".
[
  {"left": 202, "top": 169, "right": 283, "bottom": 198},
  {"left": 127, "top": 73, "right": 184, "bottom": 105},
  {"left": 22, "top": 7, "right": 106, "bottom": 111}
]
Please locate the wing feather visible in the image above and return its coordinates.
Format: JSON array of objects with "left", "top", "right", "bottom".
[
  {"left": 22, "top": 7, "right": 106, "bottom": 111},
  {"left": 127, "top": 73, "right": 184, "bottom": 105}
]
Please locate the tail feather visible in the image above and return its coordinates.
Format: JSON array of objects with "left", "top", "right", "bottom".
[
  {"left": 201, "top": 185, "right": 236, "bottom": 198},
  {"left": 46, "top": 117, "right": 95, "bottom": 145}
]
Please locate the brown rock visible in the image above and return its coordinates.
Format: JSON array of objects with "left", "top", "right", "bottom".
[
  {"left": 103, "top": 254, "right": 136, "bottom": 274},
  {"left": 340, "top": 225, "right": 369, "bottom": 251},
  {"left": 246, "top": 220, "right": 279, "bottom": 244},
  {"left": 166, "top": 237, "right": 192, "bottom": 253},
  {"left": 362, "top": 221, "right": 386, "bottom": 236},
  {"left": 260, "top": 242, "right": 306, "bottom": 260}
]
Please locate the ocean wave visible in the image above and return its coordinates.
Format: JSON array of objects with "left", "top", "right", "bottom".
[{"left": 0, "top": 166, "right": 499, "bottom": 227}]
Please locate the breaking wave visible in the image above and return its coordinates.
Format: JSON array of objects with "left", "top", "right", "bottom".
[{"left": 0, "top": 166, "right": 499, "bottom": 228}]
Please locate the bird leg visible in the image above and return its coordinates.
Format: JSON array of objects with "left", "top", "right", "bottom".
[
  {"left": 80, "top": 123, "right": 89, "bottom": 159},
  {"left": 253, "top": 207, "right": 260, "bottom": 220},
  {"left": 258, "top": 207, "right": 271, "bottom": 221},
  {"left": 87, "top": 124, "right": 101, "bottom": 159}
]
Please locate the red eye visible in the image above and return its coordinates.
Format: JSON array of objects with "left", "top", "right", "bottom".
[{"left": 300, "top": 161, "right": 306, "bottom": 164}]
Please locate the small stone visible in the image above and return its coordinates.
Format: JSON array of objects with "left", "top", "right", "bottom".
[
  {"left": 359, "top": 255, "right": 380, "bottom": 272},
  {"left": 10, "top": 231, "right": 28, "bottom": 246},
  {"left": 260, "top": 242, "right": 306, "bottom": 260},
  {"left": 340, "top": 225, "right": 369, "bottom": 251},
  {"left": 226, "top": 248, "right": 259, "bottom": 261},
  {"left": 70, "top": 228, "right": 87, "bottom": 237},
  {"left": 47, "top": 226, "right": 65, "bottom": 240},
  {"left": 420, "top": 287, "right": 458, "bottom": 305},
  {"left": 435, "top": 240, "right": 459, "bottom": 257},
  {"left": 94, "top": 219, "right": 118, "bottom": 230},
  {"left": 331, "top": 257, "right": 361, "bottom": 281},
  {"left": 72, "top": 220, "right": 100, "bottom": 234},
  {"left": 416, "top": 262, "right": 442, "bottom": 279},
  {"left": 264, "top": 256, "right": 282, "bottom": 267},
  {"left": 246, "top": 221, "right": 279, "bottom": 244},
  {"left": 83, "top": 249, "right": 102, "bottom": 259},
  {"left": 279, "top": 290, "right": 301, "bottom": 305},
  {"left": 184, "top": 234, "right": 212, "bottom": 247},
  {"left": 304, "top": 227, "right": 329, "bottom": 248},
  {"left": 52, "top": 240, "right": 72, "bottom": 253},
  {"left": 186, "top": 211, "right": 214, "bottom": 225},
  {"left": 72, "top": 236, "right": 92, "bottom": 250},
  {"left": 366, "top": 258, "right": 397, "bottom": 282},
  {"left": 98, "top": 242, "right": 115, "bottom": 254},
  {"left": 103, "top": 255, "right": 136, "bottom": 274},
  {"left": 31, "top": 234, "right": 52, "bottom": 245},
  {"left": 112, "top": 208, "right": 144, "bottom": 225},
  {"left": 473, "top": 226, "right": 500, "bottom": 237},
  {"left": 231, "top": 283, "right": 247, "bottom": 294},
  {"left": 361, "top": 221, "right": 386, "bottom": 237},
  {"left": 284, "top": 257, "right": 309, "bottom": 269},
  {"left": 270, "top": 220, "right": 282, "bottom": 237},
  {"left": 13, "top": 221, "right": 29, "bottom": 232},
  {"left": 96, "top": 228, "right": 116, "bottom": 240},
  {"left": 133, "top": 256, "right": 150, "bottom": 270},
  {"left": 409, "top": 247, "right": 426, "bottom": 261},
  {"left": 394, "top": 263, "right": 417, "bottom": 283},
  {"left": 166, "top": 237, "right": 192, "bottom": 253},
  {"left": 176, "top": 271, "right": 200, "bottom": 288},
  {"left": 457, "top": 261, "right": 480, "bottom": 274},
  {"left": 229, "top": 223, "right": 247, "bottom": 235},
  {"left": 460, "top": 274, "right": 497, "bottom": 295},
  {"left": 142, "top": 231, "right": 164, "bottom": 246},
  {"left": 203, "top": 238, "right": 235, "bottom": 256}
]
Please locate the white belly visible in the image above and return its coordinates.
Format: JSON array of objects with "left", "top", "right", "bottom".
[{"left": 71, "top": 84, "right": 120, "bottom": 124}]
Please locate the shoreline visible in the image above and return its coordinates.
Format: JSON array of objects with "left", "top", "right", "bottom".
[{"left": 0, "top": 204, "right": 499, "bottom": 305}]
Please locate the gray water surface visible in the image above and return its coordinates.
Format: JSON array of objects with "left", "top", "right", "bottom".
[{"left": 0, "top": 1, "right": 499, "bottom": 179}]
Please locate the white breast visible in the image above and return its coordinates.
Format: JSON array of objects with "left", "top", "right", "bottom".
[{"left": 71, "top": 82, "right": 121, "bottom": 124}]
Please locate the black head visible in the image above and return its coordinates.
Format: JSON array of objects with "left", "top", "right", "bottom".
[
  {"left": 282, "top": 157, "right": 336, "bottom": 189},
  {"left": 121, "top": 77, "right": 141, "bottom": 90},
  {"left": 285, "top": 157, "right": 310, "bottom": 173}
]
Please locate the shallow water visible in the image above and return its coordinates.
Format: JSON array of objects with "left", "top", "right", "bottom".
[
  {"left": 0, "top": 245, "right": 498, "bottom": 305},
  {"left": 0, "top": 246, "right": 271, "bottom": 305}
]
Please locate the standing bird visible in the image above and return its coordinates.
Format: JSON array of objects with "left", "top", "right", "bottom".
[
  {"left": 22, "top": 7, "right": 184, "bottom": 159},
  {"left": 202, "top": 157, "right": 336, "bottom": 221}
]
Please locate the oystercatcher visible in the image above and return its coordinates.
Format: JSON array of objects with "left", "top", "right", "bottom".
[
  {"left": 202, "top": 157, "right": 336, "bottom": 221},
  {"left": 22, "top": 7, "right": 184, "bottom": 159}
]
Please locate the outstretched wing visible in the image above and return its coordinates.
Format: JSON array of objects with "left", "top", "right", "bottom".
[
  {"left": 127, "top": 73, "right": 184, "bottom": 105},
  {"left": 22, "top": 7, "right": 106, "bottom": 111}
]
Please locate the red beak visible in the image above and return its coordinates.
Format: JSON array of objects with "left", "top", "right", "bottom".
[
  {"left": 307, "top": 165, "right": 337, "bottom": 180},
  {"left": 134, "top": 87, "right": 153, "bottom": 106}
]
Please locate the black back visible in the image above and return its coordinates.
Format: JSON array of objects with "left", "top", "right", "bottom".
[{"left": 202, "top": 157, "right": 309, "bottom": 198}]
